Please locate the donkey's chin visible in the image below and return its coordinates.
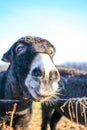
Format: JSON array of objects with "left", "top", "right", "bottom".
[{"left": 29, "top": 88, "right": 57, "bottom": 102}]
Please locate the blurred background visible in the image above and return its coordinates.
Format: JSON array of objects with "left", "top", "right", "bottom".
[{"left": 0, "top": 0, "right": 87, "bottom": 66}]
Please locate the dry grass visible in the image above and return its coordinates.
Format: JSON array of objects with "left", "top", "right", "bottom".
[
  {"left": 29, "top": 102, "right": 87, "bottom": 130},
  {"left": 0, "top": 99, "right": 87, "bottom": 130},
  {"left": 0, "top": 103, "right": 16, "bottom": 130}
]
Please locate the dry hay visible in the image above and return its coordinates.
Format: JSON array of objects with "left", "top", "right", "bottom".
[
  {"left": 0, "top": 103, "right": 17, "bottom": 130},
  {"left": 60, "top": 97, "right": 87, "bottom": 127}
]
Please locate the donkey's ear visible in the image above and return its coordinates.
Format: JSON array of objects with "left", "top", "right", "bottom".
[{"left": 1, "top": 48, "right": 12, "bottom": 63}]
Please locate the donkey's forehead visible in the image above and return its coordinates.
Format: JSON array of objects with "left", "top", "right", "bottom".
[{"left": 15, "top": 36, "right": 55, "bottom": 57}]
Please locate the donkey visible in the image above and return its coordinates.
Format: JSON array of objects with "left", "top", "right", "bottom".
[{"left": 0, "top": 36, "right": 60, "bottom": 130}]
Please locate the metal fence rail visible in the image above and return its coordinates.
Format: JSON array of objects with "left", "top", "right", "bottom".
[{"left": 0, "top": 97, "right": 87, "bottom": 103}]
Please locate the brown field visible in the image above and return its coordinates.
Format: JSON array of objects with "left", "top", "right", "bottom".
[{"left": 29, "top": 102, "right": 87, "bottom": 130}]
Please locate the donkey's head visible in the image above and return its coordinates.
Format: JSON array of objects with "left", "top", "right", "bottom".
[{"left": 2, "top": 36, "right": 60, "bottom": 101}]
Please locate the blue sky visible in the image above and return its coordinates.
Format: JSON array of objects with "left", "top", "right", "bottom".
[{"left": 0, "top": 0, "right": 87, "bottom": 65}]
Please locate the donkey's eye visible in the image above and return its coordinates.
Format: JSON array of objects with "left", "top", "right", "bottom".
[{"left": 16, "top": 44, "right": 25, "bottom": 54}]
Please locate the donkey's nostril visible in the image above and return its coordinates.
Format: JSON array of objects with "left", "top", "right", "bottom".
[
  {"left": 32, "top": 68, "right": 42, "bottom": 77},
  {"left": 49, "top": 70, "right": 60, "bottom": 81}
]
